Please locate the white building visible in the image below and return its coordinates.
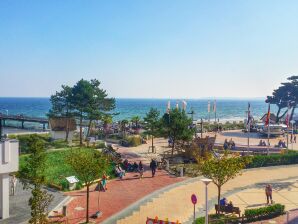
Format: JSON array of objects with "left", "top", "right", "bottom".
[
  {"left": 49, "top": 117, "right": 76, "bottom": 142},
  {"left": 0, "top": 139, "right": 19, "bottom": 220}
]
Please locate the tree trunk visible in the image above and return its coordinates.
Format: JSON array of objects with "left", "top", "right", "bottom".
[
  {"left": 217, "top": 185, "right": 221, "bottom": 215},
  {"left": 277, "top": 109, "right": 288, "bottom": 123},
  {"left": 65, "top": 117, "right": 70, "bottom": 142},
  {"left": 79, "top": 115, "right": 83, "bottom": 146},
  {"left": 86, "top": 184, "right": 90, "bottom": 223},
  {"left": 86, "top": 119, "right": 92, "bottom": 139},
  {"left": 151, "top": 135, "right": 154, "bottom": 153},
  {"left": 171, "top": 139, "right": 175, "bottom": 156}
]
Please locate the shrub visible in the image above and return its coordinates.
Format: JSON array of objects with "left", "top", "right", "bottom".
[
  {"left": 194, "top": 214, "right": 228, "bottom": 224},
  {"left": 12, "top": 134, "right": 50, "bottom": 154},
  {"left": 124, "top": 135, "right": 142, "bottom": 147},
  {"left": 60, "top": 179, "right": 69, "bottom": 191},
  {"left": 247, "top": 153, "right": 298, "bottom": 168},
  {"left": 75, "top": 181, "right": 83, "bottom": 190},
  {"left": 244, "top": 204, "right": 285, "bottom": 222},
  {"left": 48, "top": 139, "right": 69, "bottom": 149}
]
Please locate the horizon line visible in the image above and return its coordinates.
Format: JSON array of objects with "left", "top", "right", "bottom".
[{"left": 0, "top": 96, "right": 266, "bottom": 100}]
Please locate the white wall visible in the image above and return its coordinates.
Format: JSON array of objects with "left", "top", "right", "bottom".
[
  {"left": 0, "top": 139, "right": 19, "bottom": 220},
  {"left": 50, "top": 131, "right": 74, "bottom": 142},
  {"left": 0, "top": 140, "right": 19, "bottom": 174}
]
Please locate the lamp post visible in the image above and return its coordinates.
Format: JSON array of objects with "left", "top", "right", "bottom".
[
  {"left": 290, "top": 120, "right": 295, "bottom": 150},
  {"left": 201, "top": 178, "right": 212, "bottom": 224}
]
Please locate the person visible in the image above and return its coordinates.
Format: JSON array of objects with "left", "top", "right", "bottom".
[
  {"left": 258, "top": 140, "right": 263, "bottom": 146},
  {"left": 231, "top": 141, "right": 236, "bottom": 150},
  {"left": 223, "top": 139, "right": 229, "bottom": 150},
  {"left": 139, "top": 161, "right": 144, "bottom": 179},
  {"left": 227, "top": 201, "right": 234, "bottom": 210},
  {"left": 150, "top": 159, "right": 157, "bottom": 177},
  {"left": 220, "top": 197, "right": 227, "bottom": 206},
  {"left": 115, "top": 164, "right": 125, "bottom": 179},
  {"left": 123, "top": 159, "right": 129, "bottom": 171},
  {"left": 100, "top": 172, "right": 108, "bottom": 191},
  {"left": 265, "top": 184, "right": 273, "bottom": 204},
  {"left": 282, "top": 141, "right": 286, "bottom": 148},
  {"left": 10, "top": 175, "right": 17, "bottom": 196},
  {"left": 294, "top": 135, "right": 297, "bottom": 143},
  {"left": 132, "top": 162, "right": 138, "bottom": 172}
]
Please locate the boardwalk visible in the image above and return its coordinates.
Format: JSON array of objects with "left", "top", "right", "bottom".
[{"left": 0, "top": 113, "right": 48, "bottom": 136}]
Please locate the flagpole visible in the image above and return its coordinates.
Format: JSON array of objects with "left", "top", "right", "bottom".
[
  {"left": 214, "top": 100, "right": 217, "bottom": 123},
  {"left": 247, "top": 103, "right": 250, "bottom": 153},
  {"left": 267, "top": 104, "right": 270, "bottom": 155}
]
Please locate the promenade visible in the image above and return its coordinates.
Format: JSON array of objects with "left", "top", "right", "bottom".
[
  {"left": 115, "top": 165, "right": 298, "bottom": 224},
  {"left": 53, "top": 136, "right": 298, "bottom": 224}
]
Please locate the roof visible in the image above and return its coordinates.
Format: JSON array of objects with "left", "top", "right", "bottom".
[{"left": 49, "top": 117, "right": 76, "bottom": 131}]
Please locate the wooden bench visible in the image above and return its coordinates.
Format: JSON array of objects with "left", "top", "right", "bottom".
[{"left": 215, "top": 205, "right": 241, "bottom": 217}]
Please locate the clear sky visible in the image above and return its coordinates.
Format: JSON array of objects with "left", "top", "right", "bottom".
[{"left": 0, "top": 0, "right": 298, "bottom": 98}]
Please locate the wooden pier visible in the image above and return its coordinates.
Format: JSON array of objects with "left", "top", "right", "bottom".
[{"left": 0, "top": 113, "right": 48, "bottom": 137}]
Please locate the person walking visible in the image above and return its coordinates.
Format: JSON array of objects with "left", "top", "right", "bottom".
[
  {"left": 150, "top": 159, "right": 157, "bottom": 177},
  {"left": 265, "top": 184, "right": 273, "bottom": 204},
  {"left": 101, "top": 172, "right": 108, "bottom": 191},
  {"left": 139, "top": 161, "right": 144, "bottom": 179}
]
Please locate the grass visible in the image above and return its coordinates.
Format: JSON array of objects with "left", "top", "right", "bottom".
[{"left": 19, "top": 148, "right": 115, "bottom": 189}]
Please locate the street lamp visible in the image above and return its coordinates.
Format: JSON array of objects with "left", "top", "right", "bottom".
[
  {"left": 201, "top": 178, "right": 212, "bottom": 224},
  {"left": 290, "top": 120, "right": 295, "bottom": 150}
]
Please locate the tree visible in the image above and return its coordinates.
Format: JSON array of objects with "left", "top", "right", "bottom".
[
  {"left": 71, "top": 79, "right": 115, "bottom": 145},
  {"left": 197, "top": 153, "right": 251, "bottom": 214},
  {"left": 18, "top": 135, "right": 53, "bottom": 224},
  {"left": 102, "top": 114, "right": 113, "bottom": 138},
  {"left": 143, "top": 108, "right": 160, "bottom": 152},
  {"left": 48, "top": 85, "right": 73, "bottom": 142},
  {"left": 66, "top": 148, "right": 108, "bottom": 223},
  {"left": 85, "top": 80, "right": 115, "bottom": 138},
  {"left": 266, "top": 76, "right": 298, "bottom": 122},
  {"left": 131, "top": 116, "right": 141, "bottom": 129},
  {"left": 161, "top": 108, "right": 195, "bottom": 156},
  {"left": 120, "top": 119, "right": 129, "bottom": 137}
]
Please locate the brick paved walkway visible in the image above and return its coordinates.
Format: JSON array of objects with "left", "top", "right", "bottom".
[{"left": 50, "top": 143, "right": 185, "bottom": 224}]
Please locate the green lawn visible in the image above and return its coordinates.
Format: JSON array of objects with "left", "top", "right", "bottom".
[{"left": 19, "top": 148, "right": 115, "bottom": 189}]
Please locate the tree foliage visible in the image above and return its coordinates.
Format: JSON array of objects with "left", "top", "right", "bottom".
[
  {"left": 143, "top": 108, "right": 160, "bottom": 152},
  {"left": 266, "top": 76, "right": 298, "bottom": 122},
  {"left": 161, "top": 108, "right": 195, "bottom": 155},
  {"left": 49, "top": 79, "right": 115, "bottom": 145},
  {"left": 197, "top": 153, "right": 251, "bottom": 214},
  {"left": 131, "top": 116, "right": 141, "bottom": 129},
  {"left": 49, "top": 85, "right": 73, "bottom": 141},
  {"left": 18, "top": 135, "right": 53, "bottom": 224},
  {"left": 65, "top": 148, "right": 108, "bottom": 223}
]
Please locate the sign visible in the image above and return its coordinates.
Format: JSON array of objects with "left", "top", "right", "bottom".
[{"left": 191, "top": 194, "right": 197, "bottom": 205}]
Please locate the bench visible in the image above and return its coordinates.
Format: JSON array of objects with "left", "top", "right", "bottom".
[{"left": 215, "top": 205, "right": 241, "bottom": 217}]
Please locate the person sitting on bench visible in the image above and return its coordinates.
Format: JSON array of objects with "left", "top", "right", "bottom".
[
  {"left": 115, "top": 164, "right": 125, "bottom": 179},
  {"left": 220, "top": 197, "right": 227, "bottom": 206}
]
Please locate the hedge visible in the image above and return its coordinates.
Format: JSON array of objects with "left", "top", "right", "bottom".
[
  {"left": 194, "top": 204, "right": 285, "bottom": 224},
  {"left": 244, "top": 204, "right": 285, "bottom": 222},
  {"left": 247, "top": 152, "right": 298, "bottom": 168}
]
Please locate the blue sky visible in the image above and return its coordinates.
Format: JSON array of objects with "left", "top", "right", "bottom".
[{"left": 0, "top": 0, "right": 298, "bottom": 98}]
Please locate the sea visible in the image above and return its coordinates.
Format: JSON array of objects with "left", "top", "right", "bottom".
[{"left": 0, "top": 97, "right": 278, "bottom": 124}]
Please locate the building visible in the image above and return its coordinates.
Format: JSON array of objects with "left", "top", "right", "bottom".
[
  {"left": 49, "top": 117, "right": 77, "bottom": 142},
  {"left": 0, "top": 139, "right": 19, "bottom": 220}
]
